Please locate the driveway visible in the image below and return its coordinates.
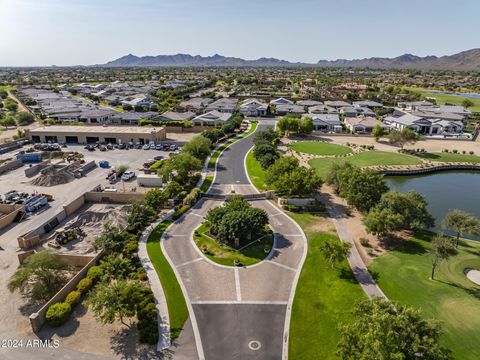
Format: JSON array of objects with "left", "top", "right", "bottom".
[{"left": 162, "top": 119, "right": 307, "bottom": 360}]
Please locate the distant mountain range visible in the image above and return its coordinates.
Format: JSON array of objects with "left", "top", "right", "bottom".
[{"left": 102, "top": 49, "right": 480, "bottom": 71}]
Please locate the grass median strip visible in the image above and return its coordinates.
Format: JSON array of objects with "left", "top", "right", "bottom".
[
  {"left": 146, "top": 220, "right": 188, "bottom": 340},
  {"left": 245, "top": 149, "right": 270, "bottom": 191}
]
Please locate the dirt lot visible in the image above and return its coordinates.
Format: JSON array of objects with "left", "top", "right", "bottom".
[{"left": 41, "top": 203, "right": 127, "bottom": 255}]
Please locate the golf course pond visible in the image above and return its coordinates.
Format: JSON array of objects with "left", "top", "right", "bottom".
[{"left": 386, "top": 170, "right": 480, "bottom": 241}]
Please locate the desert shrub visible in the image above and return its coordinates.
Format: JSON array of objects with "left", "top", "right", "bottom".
[
  {"left": 46, "top": 302, "right": 72, "bottom": 326},
  {"left": 172, "top": 205, "right": 191, "bottom": 220},
  {"left": 183, "top": 188, "right": 201, "bottom": 206},
  {"left": 87, "top": 266, "right": 102, "bottom": 282},
  {"left": 123, "top": 240, "right": 138, "bottom": 256},
  {"left": 65, "top": 290, "right": 82, "bottom": 306},
  {"left": 76, "top": 277, "right": 93, "bottom": 294}
]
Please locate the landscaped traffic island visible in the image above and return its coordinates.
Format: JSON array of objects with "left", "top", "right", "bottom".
[
  {"left": 194, "top": 196, "right": 273, "bottom": 267},
  {"left": 194, "top": 223, "right": 273, "bottom": 266}
]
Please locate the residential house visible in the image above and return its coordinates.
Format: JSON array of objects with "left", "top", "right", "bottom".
[
  {"left": 275, "top": 104, "right": 305, "bottom": 116},
  {"left": 353, "top": 100, "right": 384, "bottom": 109},
  {"left": 269, "top": 97, "right": 294, "bottom": 106},
  {"left": 397, "top": 101, "right": 433, "bottom": 112},
  {"left": 306, "top": 114, "right": 342, "bottom": 132},
  {"left": 324, "top": 100, "right": 351, "bottom": 109},
  {"left": 308, "top": 104, "right": 338, "bottom": 115},
  {"left": 344, "top": 117, "right": 388, "bottom": 133},
  {"left": 340, "top": 106, "right": 375, "bottom": 118},
  {"left": 177, "top": 97, "right": 213, "bottom": 114},
  {"left": 206, "top": 98, "right": 238, "bottom": 113},
  {"left": 384, "top": 114, "right": 464, "bottom": 135},
  {"left": 157, "top": 111, "right": 195, "bottom": 122},
  {"left": 192, "top": 111, "right": 233, "bottom": 126},
  {"left": 296, "top": 100, "right": 322, "bottom": 107},
  {"left": 239, "top": 99, "right": 268, "bottom": 117}
]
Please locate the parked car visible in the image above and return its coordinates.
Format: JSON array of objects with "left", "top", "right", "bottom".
[
  {"left": 154, "top": 155, "right": 164, "bottom": 161},
  {"left": 106, "top": 143, "right": 113, "bottom": 150},
  {"left": 170, "top": 144, "right": 177, "bottom": 151},
  {"left": 121, "top": 171, "right": 135, "bottom": 181},
  {"left": 118, "top": 143, "right": 126, "bottom": 149},
  {"left": 162, "top": 143, "right": 171, "bottom": 151},
  {"left": 149, "top": 143, "right": 156, "bottom": 150},
  {"left": 155, "top": 144, "right": 162, "bottom": 150},
  {"left": 99, "top": 146, "right": 107, "bottom": 152},
  {"left": 142, "top": 144, "right": 150, "bottom": 150}
]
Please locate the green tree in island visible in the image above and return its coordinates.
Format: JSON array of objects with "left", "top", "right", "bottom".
[
  {"left": 319, "top": 238, "right": 352, "bottom": 269},
  {"left": 336, "top": 297, "right": 453, "bottom": 360},
  {"left": 430, "top": 233, "right": 457, "bottom": 280},
  {"left": 442, "top": 209, "right": 480, "bottom": 247}
]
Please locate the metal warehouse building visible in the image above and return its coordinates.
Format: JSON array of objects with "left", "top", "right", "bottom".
[{"left": 26, "top": 125, "right": 167, "bottom": 144}]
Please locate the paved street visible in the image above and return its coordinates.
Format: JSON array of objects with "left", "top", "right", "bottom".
[{"left": 163, "top": 120, "right": 307, "bottom": 360}]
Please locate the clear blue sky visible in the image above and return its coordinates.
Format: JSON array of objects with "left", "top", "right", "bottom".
[{"left": 1, "top": 0, "right": 479, "bottom": 66}]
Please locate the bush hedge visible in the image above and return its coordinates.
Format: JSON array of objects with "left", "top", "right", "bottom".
[
  {"left": 86, "top": 266, "right": 102, "bottom": 282},
  {"left": 172, "top": 205, "right": 191, "bottom": 220},
  {"left": 46, "top": 302, "right": 72, "bottom": 326},
  {"left": 65, "top": 290, "right": 82, "bottom": 306},
  {"left": 76, "top": 277, "right": 93, "bottom": 294}
]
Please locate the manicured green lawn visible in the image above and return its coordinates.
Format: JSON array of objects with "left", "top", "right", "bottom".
[
  {"left": 290, "top": 141, "right": 352, "bottom": 156},
  {"left": 245, "top": 150, "right": 270, "bottom": 191},
  {"left": 309, "top": 150, "right": 422, "bottom": 179},
  {"left": 369, "top": 231, "right": 480, "bottom": 360},
  {"left": 193, "top": 224, "right": 273, "bottom": 266},
  {"left": 405, "top": 87, "right": 480, "bottom": 112},
  {"left": 146, "top": 221, "right": 188, "bottom": 340},
  {"left": 416, "top": 152, "right": 480, "bottom": 163},
  {"left": 289, "top": 212, "right": 365, "bottom": 360}
]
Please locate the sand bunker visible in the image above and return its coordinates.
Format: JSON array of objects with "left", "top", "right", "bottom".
[{"left": 465, "top": 268, "right": 480, "bottom": 286}]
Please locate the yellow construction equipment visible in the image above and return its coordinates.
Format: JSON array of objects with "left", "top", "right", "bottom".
[{"left": 55, "top": 227, "right": 84, "bottom": 245}]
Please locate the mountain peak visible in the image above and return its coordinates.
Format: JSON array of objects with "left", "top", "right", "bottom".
[{"left": 102, "top": 49, "right": 480, "bottom": 70}]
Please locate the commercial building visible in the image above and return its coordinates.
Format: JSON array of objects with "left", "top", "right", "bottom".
[{"left": 26, "top": 125, "right": 166, "bottom": 144}]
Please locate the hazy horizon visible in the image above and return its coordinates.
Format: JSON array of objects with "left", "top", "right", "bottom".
[{"left": 1, "top": 0, "right": 479, "bottom": 67}]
